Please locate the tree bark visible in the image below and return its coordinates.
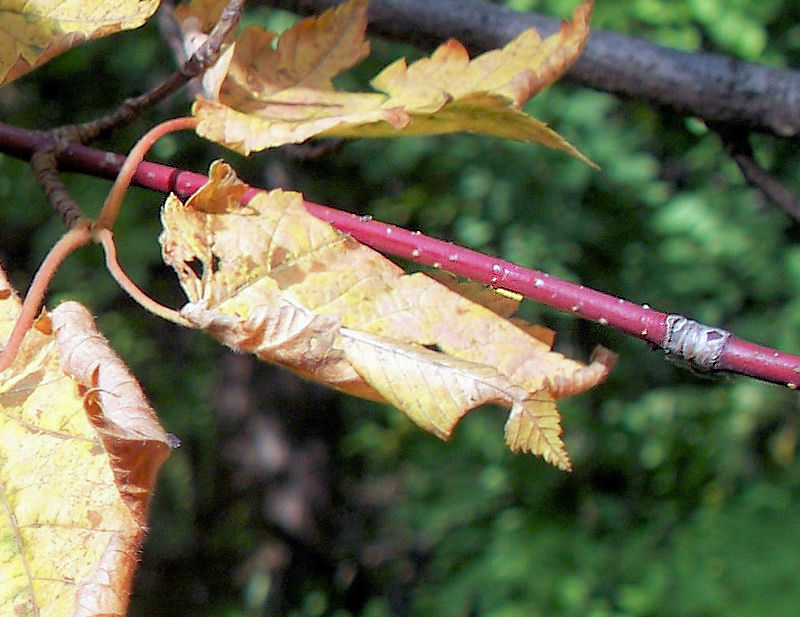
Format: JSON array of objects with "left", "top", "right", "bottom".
[{"left": 260, "top": 0, "right": 800, "bottom": 139}]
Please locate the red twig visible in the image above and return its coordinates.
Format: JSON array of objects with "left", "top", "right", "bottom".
[{"left": 1, "top": 121, "right": 799, "bottom": 387}]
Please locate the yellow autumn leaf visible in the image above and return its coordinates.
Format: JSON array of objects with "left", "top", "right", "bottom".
[
  {"left": 0, "top": 269, "right": 171, "bottom": 616},
  {"left": 193, "top": 0, "right": 595, "bottom": 164},
  {"left": 427, "top": 273, "right": 557, "bottom": 345},
  {"left": 0, "top": 0, "right": 160, "bottom": 87},
  {"left": 160, "top": 161, "right": 615, "bottom": 470}
]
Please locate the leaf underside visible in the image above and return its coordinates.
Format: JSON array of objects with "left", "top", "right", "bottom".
[{"left": 160, "top": 161, "right": 615, "bottom": 470}]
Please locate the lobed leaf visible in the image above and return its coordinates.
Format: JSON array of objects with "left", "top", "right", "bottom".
[
  {"left": 0, "top": 269, "right": 171, "bottom": 617},
  {"left": 160, "top": 162, "right": 615, "bottom": 469},
  {"left": 0, "top": 0, "right": 159, "bottom": 87},
  {"left": 192, "top": 0, "right": 595, "bottom": 164}
]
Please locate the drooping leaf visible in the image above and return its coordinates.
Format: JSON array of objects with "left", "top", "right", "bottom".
[
  {"left": 0, "top": 0, "right": 160, "bottom": 87},
  {"left": 160, "top": 162, "right": 615, "bottom": 469},
  {"left": 0, "top": 269, "right": 171, "bottom": 617},
  {"left": 192, "top": 0, "right": 595, "bottom": 164}
]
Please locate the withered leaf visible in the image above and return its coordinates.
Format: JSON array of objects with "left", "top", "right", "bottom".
[{"left": 160, "top": 161, "right": 615, "bottom": 469}]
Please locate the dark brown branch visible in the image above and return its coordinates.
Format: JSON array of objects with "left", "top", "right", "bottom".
[
  {"left": 68, "top": 0, "right": 245, "bottom": 144},
  {"left": 260, "top": 0, "right": 800, "bottom": 140},
  {"left": 717, "top": 128, "right": 800, "bottom": 222},
  {"left": 156, "top": 0, "right": 203, "bottom": 98},
  {"left": 30, "top": 143, "right": 86, "bottom": 229},
  {"left": 158, "top": 0, "right": 191, "bottom": 67}
]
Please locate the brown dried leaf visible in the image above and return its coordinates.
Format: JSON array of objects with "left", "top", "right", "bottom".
[
  {"left": 0, "top": 269, "right": 170, "bottom": 617},
  {"left": 161, "top": 162, "right": 615, "bottom": 469}
]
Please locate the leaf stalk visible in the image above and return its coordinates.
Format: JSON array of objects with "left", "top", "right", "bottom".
[
  {"left": 94, "top": 228, "right": 192, "bottom": 327},
  {"left": 0, "top": 220, "right": 92, "bottom": 372}
]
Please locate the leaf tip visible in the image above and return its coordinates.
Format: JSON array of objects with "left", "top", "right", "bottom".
[
  {"left": 504, "top": 395, "right": 572, "bottom": 471},
  {"left": 547, "top": 345, "right": 616, "bottom": 398}
]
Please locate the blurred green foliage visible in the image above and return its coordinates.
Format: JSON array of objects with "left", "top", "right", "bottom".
[{"left": 1, "top": 2, "right": 800, "bottom": 616}]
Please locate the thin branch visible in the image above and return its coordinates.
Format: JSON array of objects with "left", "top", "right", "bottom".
[
  {"left": 157, "top": 0, "right": 203, "bottom": 98},
  {"left": 61, "top": 0, "right": 245, "bottom": 145},
  {"left": 259, "top": 0, "right": 800, "bottom": 140},
  {"left": 0, "top": 121, "right": 798, "bottom": 388},
  {"left": 30, "top": 143, "right": 87, "bottom": 228},
  {"left": 717, "top": 128, "right": 800, "bottom": 222}
]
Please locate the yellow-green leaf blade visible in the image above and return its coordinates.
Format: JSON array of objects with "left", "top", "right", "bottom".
[
  {"left": 504, "top": 393, "right": 571, "bottom": 470},
  {"left": 193, "top": 0, "right": 595, "bottom": 163},
  {"left": 320, "top": 92, "right": 597, "bottom": 167},
  {"left": 0, "top": 0, "right": 160, "bottom": 86},
  {"left": 193, "top": 91, "right": 407, "bottom": 155},
  {"left": 371, "top": 0, "right": 592, "bottom": 108},
  {"left": 342, "top": 327, "right": 572, "bottom": 470},
  {"left": 0, "top": 270, "right": 170, "bottom": 616}
]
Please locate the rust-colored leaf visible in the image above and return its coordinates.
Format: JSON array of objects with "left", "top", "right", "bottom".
[
  {"left": 0, "top": 268, "right": 171, "bottom": 617},
  {"left": 193, "top": 0, "right": 594, "bottom": 164},
  {"left": 0, "top": 0, "right": 159, "bottom": 87},
  {"left": 161, "top": 162, "right": 615, "bottom": 469}
]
